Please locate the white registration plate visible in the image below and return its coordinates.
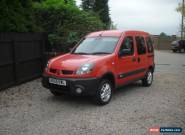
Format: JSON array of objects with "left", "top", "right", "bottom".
[{"left": 49, "top": 78, "right": 67, "bottom": 86}]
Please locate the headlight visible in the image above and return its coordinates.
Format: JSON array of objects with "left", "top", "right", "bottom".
[{"left": 76, "top": 63, "right": 94, "bottom": 75}]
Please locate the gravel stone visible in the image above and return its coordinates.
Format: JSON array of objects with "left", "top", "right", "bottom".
[{"left": 0, "top": 50, "right": 185, "bottom": 135}]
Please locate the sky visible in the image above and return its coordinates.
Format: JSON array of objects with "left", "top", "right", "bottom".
[{"left": 76, "top": 0, "right": 182, "bottom": 35}]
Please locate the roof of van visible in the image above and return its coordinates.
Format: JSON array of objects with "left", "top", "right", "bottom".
[{"left": 86, "top": 30, "right": 150, "bottom": 37}]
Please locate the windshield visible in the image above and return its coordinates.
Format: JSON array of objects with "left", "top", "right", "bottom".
[{"left": 72, "top": 37, "right": 119, "bottom": 55}]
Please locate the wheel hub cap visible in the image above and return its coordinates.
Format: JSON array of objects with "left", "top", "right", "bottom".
[
  {"left": 147, "top": 72, "right": 153, "bottom": 84},
  {"left": 100, "top": 83, "right": 111, "bottom": 102}
]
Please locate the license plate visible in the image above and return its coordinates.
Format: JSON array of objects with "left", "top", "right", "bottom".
[{"left": 49, "top": 78, "right": 67, "bottom": 86}]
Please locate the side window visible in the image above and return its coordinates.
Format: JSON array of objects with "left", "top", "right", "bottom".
[
  {"left": 119, "top": 36, "right": 134, "bottom": 56},
  {"left": 146, "top": 37, "right": 154, "bottom": 53},
  {"left": 135, "top": 36, "right": 146, "bottom": 55}
]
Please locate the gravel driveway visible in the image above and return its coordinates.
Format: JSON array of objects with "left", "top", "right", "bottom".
[{"left": 0, "top": 50, "right": 185, "bottom": 135}]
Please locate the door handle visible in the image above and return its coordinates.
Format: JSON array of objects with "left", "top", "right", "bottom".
[{"left": 138, "top": 57, "right": 141, "bottom": 63}]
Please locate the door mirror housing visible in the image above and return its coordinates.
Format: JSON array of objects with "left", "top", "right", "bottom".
[{"left": 118, "top": 49, "right": 131, "bottom": 57}]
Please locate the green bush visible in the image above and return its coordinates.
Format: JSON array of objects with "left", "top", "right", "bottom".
[
  {"left": 33, "top": 0, "right": 104, "bottom": 52},
  {"left": 0, "top": 0, "right": 105, "bottom": 52},
  {"left": 0, "top": 0, "right": 39, "bottom": 32}
]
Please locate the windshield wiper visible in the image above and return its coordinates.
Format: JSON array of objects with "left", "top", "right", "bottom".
[
  {"left": 73, "top": 52, "right": 90, "bottom": 55},
  {"left": 91, "top": 52, "right": 111, "bottom": 55}
]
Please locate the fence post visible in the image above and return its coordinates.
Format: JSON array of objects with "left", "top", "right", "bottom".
[
  {"left": 12, "top": 39, "right": 17, "bottom": 83},
  {"left": 41, "top": 34, "right": 46, "bottom": 70}
]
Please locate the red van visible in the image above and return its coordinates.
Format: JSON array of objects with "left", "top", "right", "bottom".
[{"left": 42, "top": 30, "right": 155, "bottom": 105}]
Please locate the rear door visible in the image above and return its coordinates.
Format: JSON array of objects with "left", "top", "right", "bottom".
[
  {"left": 135, "top": 36, "right": 148, "bottom": 77},
  {"left": 145, "top": 36, "right": 154, "bottom": 66}
]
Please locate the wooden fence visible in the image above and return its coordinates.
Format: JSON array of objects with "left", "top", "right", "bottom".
[
  {"left": 0, "top": 33, "right": 47, "bottom": 89},
  {"left": 153, "top": 36, "right": 176, "bottom": 50}
]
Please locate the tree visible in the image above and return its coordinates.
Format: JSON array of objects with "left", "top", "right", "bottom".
[
  {"left": 93, "top": 0, "right": 111, "bottom": 29},
  {"left": 34, "top": 0, "right": 104, "bottom": 52},
  {"left": 110, "top": 21, "right": 117, "bottom": 30},
  {"left": 0, "top": 0, "right": 38, "bottom": 32},
  {"left": 32, "top": 0, "right": 44, "bottom": 2},
  {"left": 176, "top": 3, "right": 185, "bottom": 15},
  {"left": 159, "top": 32, "right": 169, "bottom": 39},
  {"left": 176, "top": 2, "right": 185, "bottom": 37},
  {"left": 81, "top": 0, "right": 95, "bottom": 11}
]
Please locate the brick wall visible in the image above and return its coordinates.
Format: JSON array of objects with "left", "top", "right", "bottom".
[{"left": 152, "top": 35, "right": 176, "bottom": 50}]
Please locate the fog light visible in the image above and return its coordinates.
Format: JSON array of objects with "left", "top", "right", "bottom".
[{"left": 76, "top": 88, "right": 82, "bottom": 94}]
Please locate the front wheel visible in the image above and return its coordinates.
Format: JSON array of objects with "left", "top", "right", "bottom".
[
  {"left": 94, "top": 79, "right": 113, "bottom": 105},
  {"left": 172, "top": 49, "right": 177, "bottom": 52},
  {"left": 179, "top": 48, "right": 182, "bottom": 53},
  {"left": 142, "top": 70, "right": 153, "bottom": 87}
]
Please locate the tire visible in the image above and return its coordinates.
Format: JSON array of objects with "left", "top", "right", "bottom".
[
  {"left": 94, "top": 79, "right": 113, "bottom": 105},
  {"left": 172, "top": 49, "right": 177, "bottom": 52},
  {"left": 142, "top": 70, "right": 153, "bottom": 87},
  {"left": 50, "top": 89, "right": 62, "bottom": 96},
  {"left": 179, "top": 49, "right": 182, "bottom": 53}
]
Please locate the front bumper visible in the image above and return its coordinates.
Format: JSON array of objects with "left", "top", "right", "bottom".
[
  {"left": 171, "top": 45, "right": 179, "bottom": 50},
  {"left": 42, "top": 74, "right": 100, "bottom": 96}
]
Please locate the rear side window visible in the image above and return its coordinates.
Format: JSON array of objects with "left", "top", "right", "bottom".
[
  {"left": 146, "top": 37, "right": 154, "bottom": 53},
  {"left": 135, "top": 36, "right": 146, "bottom": 55},
  {"left": 119, "top": 36, "right": 134, "bottom": 56}
]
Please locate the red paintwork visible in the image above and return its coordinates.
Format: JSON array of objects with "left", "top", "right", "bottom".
[{"left": 45, "top": 30, "right": 154, "bottom": 87}]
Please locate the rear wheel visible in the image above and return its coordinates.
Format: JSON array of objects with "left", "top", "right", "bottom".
[
  {"left": 142, "top": 70, "right": 153, "bottom": 87},
  {"left": 50, "top": 89, "right": 62, "bottom": 96},
  {"left": 94, "top": 79, "right": 113, "bottom": 105},
  {"left": 179, "top": 48, "right": 182, "bottom": 53},
  {"left": 172, "top": 49, "right": 177, "bottom": 52}
]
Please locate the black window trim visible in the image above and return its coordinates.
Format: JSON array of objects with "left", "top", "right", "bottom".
[
  {"left": 135, "top": 36, "right": 147, "bottom": 55},
  {"left": 119, "top": 36, "right": 135, "bottom": 57},
  {"left": 146, "top": 36, "right": 154, "bottom": 53}
]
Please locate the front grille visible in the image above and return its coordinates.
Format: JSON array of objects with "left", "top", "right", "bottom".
[
  {"left": 62, "top": 70, "right": 74, "bottom": 75},
  {"left": 49, "top": 68, "right": 74, "bottom": 75}
]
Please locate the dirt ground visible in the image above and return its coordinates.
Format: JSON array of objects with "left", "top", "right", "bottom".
[{"left": 0, "top": 50, "right": 185, "bottom": 135}]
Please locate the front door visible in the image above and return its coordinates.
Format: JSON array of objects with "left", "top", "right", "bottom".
[{"left": 116, "top": 36, "right": 138, "bottom": 86}]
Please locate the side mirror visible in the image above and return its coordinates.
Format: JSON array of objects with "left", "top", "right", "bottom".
[{"left": 118, "top": 49, "right": 131, "bottom": 57}]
